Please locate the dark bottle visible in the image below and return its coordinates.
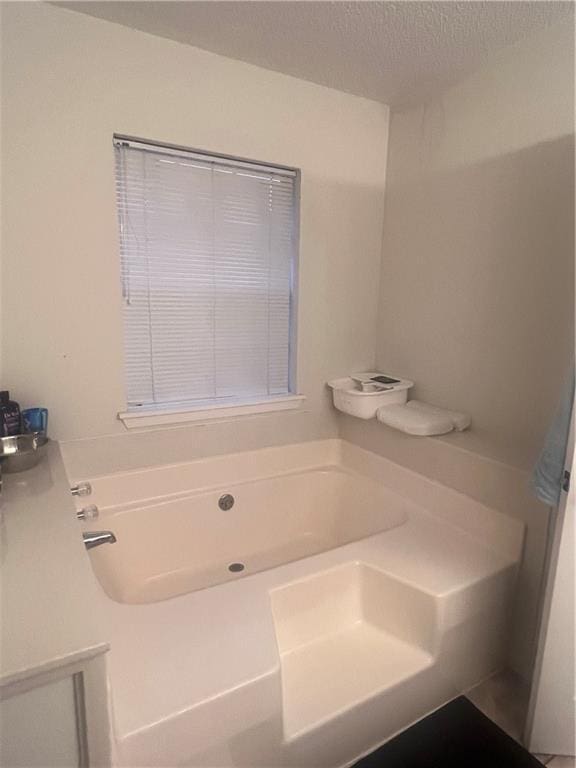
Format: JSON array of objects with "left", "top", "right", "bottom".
[{"left": 0, "top": 391, "right": 21, "bottom": 436}]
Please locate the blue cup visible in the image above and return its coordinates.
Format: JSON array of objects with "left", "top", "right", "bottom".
[{"left": 22, "top": 408, "right": 48, "bottom": 434}]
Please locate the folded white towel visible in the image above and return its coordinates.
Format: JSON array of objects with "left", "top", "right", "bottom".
[
  {"left": 376, "top": 400, "right": 471, "bottom": 436},
  {"left": 405, "top": 400, "right": 471, "bottom": 431}
]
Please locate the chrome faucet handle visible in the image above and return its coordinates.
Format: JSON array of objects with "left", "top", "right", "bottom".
[
  {"left": 76, "top": 504, "right": 99, "bottom": 521},
  {"left": 71, "top": 481, "right": 92, "bottom": 497},
  {"left": 83, "top": 531, "right": 116, "bottom": 550}
]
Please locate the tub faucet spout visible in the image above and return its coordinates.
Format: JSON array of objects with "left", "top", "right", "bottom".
[{"left": 83, "top": 530, "right": 117, "bottom": 550}]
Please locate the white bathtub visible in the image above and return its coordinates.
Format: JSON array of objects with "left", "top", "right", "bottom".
[
  {"left": 74, "top": 439, "right": 525, "bottom": 768},
  {"left": 88, "top": 466, "right": 408, "bottom": 603}
]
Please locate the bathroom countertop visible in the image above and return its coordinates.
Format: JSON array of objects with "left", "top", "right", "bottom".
[{"left": 0, "top": 441, "right": 109, "bottom": 690}]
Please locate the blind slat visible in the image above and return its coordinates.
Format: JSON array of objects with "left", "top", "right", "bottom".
[{"left": 115, "top": 140, "right": 297, "bottom": 410}]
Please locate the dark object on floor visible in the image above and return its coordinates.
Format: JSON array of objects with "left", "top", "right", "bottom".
[{"left": 353, "top": 696, "right": 545, "bottom": 768}]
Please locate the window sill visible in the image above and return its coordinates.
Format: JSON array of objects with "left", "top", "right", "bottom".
[{"left": 118, "top": 395, "right": 306, "bottom": 430}]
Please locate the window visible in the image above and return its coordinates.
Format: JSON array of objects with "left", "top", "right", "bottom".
[{"left": 114, "top": 137, "right": 300, "bottom": 425}]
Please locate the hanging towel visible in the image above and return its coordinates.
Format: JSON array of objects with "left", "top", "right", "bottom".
[{"left": 532, "top": 371, "right": 574, "bottom": 507}]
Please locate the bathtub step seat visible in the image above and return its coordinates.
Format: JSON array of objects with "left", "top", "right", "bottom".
[
  {"left": 281, "top": 624, "right": 433, "bottom": 739},
  {"left": 271, "top": 562, "right": 437, "bottom": 740}
]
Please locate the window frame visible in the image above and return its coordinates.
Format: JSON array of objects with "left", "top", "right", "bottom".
[{"left": 113, "top": 135, "right": 303, "bottom": 428}]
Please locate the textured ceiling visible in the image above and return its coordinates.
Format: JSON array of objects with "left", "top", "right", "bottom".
[{"left": 56, "top": 1, "right": 573, "bottom": 106}]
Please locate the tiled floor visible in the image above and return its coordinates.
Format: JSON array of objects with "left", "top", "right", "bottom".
[
  {"left": 466, "top": 669, "right": 529, "bottom": 743},
  {"left": 466, "top": 672, "right": 575, "bottom": 768},
  {"left": 544, "top": 758, "right": 576, "bottom": 768},
  {"left": 535, "top": 757, "right": 554, "bottom": 766}
]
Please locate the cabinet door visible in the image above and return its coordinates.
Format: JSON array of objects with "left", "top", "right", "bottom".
[{"left": 0, "top": 676, "right": 82, "bottom": 767}]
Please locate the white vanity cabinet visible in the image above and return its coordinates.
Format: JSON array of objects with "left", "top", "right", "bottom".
[
  {"left": 1, "top": 676, "right": 81, "bottom": 767},
  {"left": 0, "top": 655, "right": 110, "bottom": 768},
  {"left": 0, "top": 443, "right": 111, "bottom": 767}
]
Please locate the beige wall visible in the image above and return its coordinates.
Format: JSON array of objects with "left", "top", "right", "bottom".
[
  {"left": 0, "top": 2, "right": 389, "bottom": 472},
  {"left": 374, "top": 19, "right": 574, "bottom": 472}
]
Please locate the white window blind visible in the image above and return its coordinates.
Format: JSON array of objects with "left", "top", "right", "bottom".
[{"left": 114, "top": 138, "right": 298, "bottom": 412}]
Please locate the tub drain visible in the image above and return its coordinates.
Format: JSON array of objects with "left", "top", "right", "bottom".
[
  {"left": 228, "top": 562, "right": 245, "bottom": 573},
  {"left": 219, "top": 494, "right": 235, "bottom": 511}
]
